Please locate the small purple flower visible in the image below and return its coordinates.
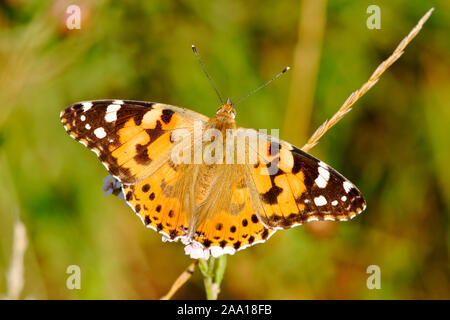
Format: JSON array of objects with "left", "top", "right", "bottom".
[{"left": 102, "top": 175, "right": 125, "bottom": 200}]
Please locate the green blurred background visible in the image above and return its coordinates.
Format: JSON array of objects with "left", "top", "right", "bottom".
[{"left": 0, "top": 0, "right": 449, "bottom": 299}]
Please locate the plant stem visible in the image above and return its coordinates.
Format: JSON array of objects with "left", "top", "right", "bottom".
[
  {"left": 214, "top": 254, "right": 227, "bottom": 288},
  {"left": 198, "top": 255, "right": 228, "bottom": 300}
]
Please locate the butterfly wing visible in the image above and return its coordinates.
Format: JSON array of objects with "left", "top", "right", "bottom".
[
  {"left": 241, "top": 129, "right": 366, "bottom": 229},
  {"left": 189, "top": 165, "right": 275, "bottom": 257},
  {"left": 121, "top": 161, "right": 275, "bottom": 257},
  {"left": 121, "top": 160, "right": 189, "bottom": 241},
  {"left": 60, "top": 100, "right": 208, "bottom": 183}
]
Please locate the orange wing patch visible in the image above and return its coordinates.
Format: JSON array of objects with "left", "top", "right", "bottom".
[
  {"left": 122, "top": 161, "right": 188, "bottom": 241},
  {"left": 193, "top": 178, "right": 275, "bottom": 256},
  {"left": 60, "top": 100, "right": 208, "bottom": 183},
  {"left": 243, "top": 132, "right": 366, "bottom": 229}
]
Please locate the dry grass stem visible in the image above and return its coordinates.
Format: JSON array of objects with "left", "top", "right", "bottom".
[
  {"left": 301, "top": 8, "right": 434, "bottom": 152},
  {"left": 283, "top": 0, "right": 328, "bottom": 143},
  {"left": 3, "top": 219, "right": 28, "bottom": 300},
  {"left": 160, "top": 261, "right": 198, "bottom": 300}
]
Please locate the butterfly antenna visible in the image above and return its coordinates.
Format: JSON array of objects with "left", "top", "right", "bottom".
[
  {"left": 192, "top": 45, "right": 224, "bottom": 105},
  {"left": 234, "top": 66, "right": 290, "bottom": 105}
]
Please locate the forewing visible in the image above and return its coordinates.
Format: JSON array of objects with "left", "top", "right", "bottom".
[{"left": 60, "top": 100, "right": 208, "bottom": 183}]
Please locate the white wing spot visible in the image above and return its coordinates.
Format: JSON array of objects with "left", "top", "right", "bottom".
[
  {"left": 319, "top": 166, "right": 330, "bottom": 181},
  {"left": 343, "top": 181, "right": 353, "bottom": 193},
  {"left": 331, "top": 200, "right": 338, "bottom": 206},
  {"left": 85, "top": 124, "right": 91, "bottom": 130},
  {"left": 318, "top": 161, "right": 327, "bottom": 168},
  {"left": 315, "top": 166, "right": 330, "bottom": 188},
  {"left": 341, "top": 195, "right": 347, "bottom": 202},
  {"left": 105, "top": 112, "right": 117, "bottom": 122},
  {"left": 94, "top": 127, "right": 107, "bottom": 139},
  {"left": 82, "top": 102, "right": 93, "bottom": 112},
  {"left": 315, "top": 175, "right": 327, "bottom": 188},
  {"left": 80, "top": 115, "right": 86, "bottom": 121},
  {"left": 106, "top": 104, "right": 121, "bottom": 113},
  {"left": 105, "top": 104, "right": 121, "bottom": 122},
  {"left": 314, "top": 195, "right": 327, "bottom": 206},
  {"left": 113, "top": 100, "right": 124, "bottom": 105}
]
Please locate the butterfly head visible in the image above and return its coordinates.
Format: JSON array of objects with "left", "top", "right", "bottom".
[{"left": 215, "top": 98, "right": 236, "bottom": 120}]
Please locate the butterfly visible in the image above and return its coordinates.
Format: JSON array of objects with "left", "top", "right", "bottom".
[{"left": 60, "top": 99, "right": 366, "bottom": 259}]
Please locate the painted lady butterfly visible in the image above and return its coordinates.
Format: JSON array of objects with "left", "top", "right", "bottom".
[{"left": 60, "top": 98, "right": 366, "bottom": 259}]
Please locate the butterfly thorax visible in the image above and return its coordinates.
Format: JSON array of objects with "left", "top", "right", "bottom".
[
  {"left": 212, "top": 102, "right": 236, "bottom": 125},
  {"left": 192, "top": 102, "right": 237, "bottom": 200}
]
